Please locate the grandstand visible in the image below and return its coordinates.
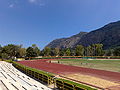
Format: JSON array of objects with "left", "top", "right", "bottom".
[{"left": 0, "top": 61, "right": 51, "bottom": 90}]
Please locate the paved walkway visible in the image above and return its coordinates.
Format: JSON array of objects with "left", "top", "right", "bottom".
[{"left": 0, "top": 61, "right": 52, "bottom": 90}]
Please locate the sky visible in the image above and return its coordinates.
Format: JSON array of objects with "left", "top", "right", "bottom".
[{"left": 0, "top": 0, "right": 120, "bottom": 49}]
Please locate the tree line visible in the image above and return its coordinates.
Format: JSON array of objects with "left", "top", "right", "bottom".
[{"left": 0, "top": 44, "right": 120, "bottom": 60}]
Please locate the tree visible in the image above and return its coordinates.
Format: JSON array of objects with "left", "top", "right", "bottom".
[
  {"left": 54, "top": 48, "right": 60, "bottom": 56},
  {"left": 59, "top": 49, "right": 65, "bottom": 56},
  {"left": 94, "top": 44, "right": 104, "bottom": 56},
  {"left": 2, "top": 44, "right": 20, "bottom": 59},
  {"left": 50, "top": 48, "right": 55, "bottom": 56},
  {"left": 86, "top": 44, "right": 104, "bottom": 56},
  {"left": 26, "top": 47, "right": 37, "bottom": 58},
  {"left": 75, "top": 45, "right": 84, "bottom": 56},
  {"left": 70, "top": 49, "right": 75, "bottom": 56},
  {"left": 0, "top": 45, "right": 2, "bottom": 58},
  {"left": 32, "top": 44, "right": 40, "bottom": 56},
  {"left": 1, "top": 53, "right": 9, "bottom": 60},
  {"left": 104, "top": 49, "right": 114, "bottom": 56},
  {"left": 65, "top": 48, "right": 71, "bottom": 56},
  {"left": 113, "top": 47, "right": 120, "bottom": 56},
  {"left": 43, "top": 47, "right": 51, "bottom": 56},
  {"left": 86, "top": 45, "right": 94, "bottom": 56},
  {"left": 18, "top": 48, "right": 26, "bottom": 58}
]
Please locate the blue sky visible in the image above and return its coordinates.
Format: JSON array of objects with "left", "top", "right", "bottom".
[{"left": 0, "top": 0, "right": 120, "bottom": 49}]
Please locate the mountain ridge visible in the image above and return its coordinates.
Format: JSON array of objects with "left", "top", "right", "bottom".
[
  {"left": 46, "top": 21, "right": 120, "bottom": 49},
  {"left": 46, "top": 32, "right": 87, "bottom": 48}
]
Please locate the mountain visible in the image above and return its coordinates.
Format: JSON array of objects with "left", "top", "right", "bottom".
[
  {"left": 46, "top": 21, "right": 120, "bottom": 49},
  {"left": 46, "top": 32, "right": 87, "bottom": 48}
]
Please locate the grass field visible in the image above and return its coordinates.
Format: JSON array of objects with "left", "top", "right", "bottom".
[{"left": 53, "top": 59, "right": 120, "bottom": 72}]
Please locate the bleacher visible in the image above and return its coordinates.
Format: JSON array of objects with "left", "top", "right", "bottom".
[{"left": 0, "top": 61, "right": 52, "bottom": 90}]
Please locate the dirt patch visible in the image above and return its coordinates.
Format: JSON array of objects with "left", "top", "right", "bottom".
[{"left": 64, "top": 73, "right": 120, "bottom": 89}]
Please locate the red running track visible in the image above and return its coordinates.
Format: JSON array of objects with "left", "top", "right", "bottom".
[{"left": 18, "top": 59, "right": 120, "bottom": 82}]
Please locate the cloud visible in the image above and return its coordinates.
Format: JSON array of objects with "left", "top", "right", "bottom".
[
  {"left": 28, "top": 0, "right": 45, "bottom": 7},
  {"left": 9, "top": 4, "right": 14, "bottom": 8},
  {"left": 8, "top": 0, "right": 45, "bottom": 8},
  {"left": 8, "top": 0, "right": 19, "bottom": 8},
  {"left": 28, "top": 0, "right": 38, "bottom": 3}
]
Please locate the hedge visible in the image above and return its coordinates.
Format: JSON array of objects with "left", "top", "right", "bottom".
[
  {"left": 12, "top": 61, "right": 54, "bottom": 77},
  {"left": 56, "top": 78, "right": 97, "bottom": 90}
]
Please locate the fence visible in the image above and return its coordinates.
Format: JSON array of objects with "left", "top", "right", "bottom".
[{"left": 26, "top": 56, "right": 120, "bottom": 60}]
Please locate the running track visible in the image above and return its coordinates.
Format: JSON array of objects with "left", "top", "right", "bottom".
[{"left": 18, "top": 59, "right": 120, "bottom": 82}]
